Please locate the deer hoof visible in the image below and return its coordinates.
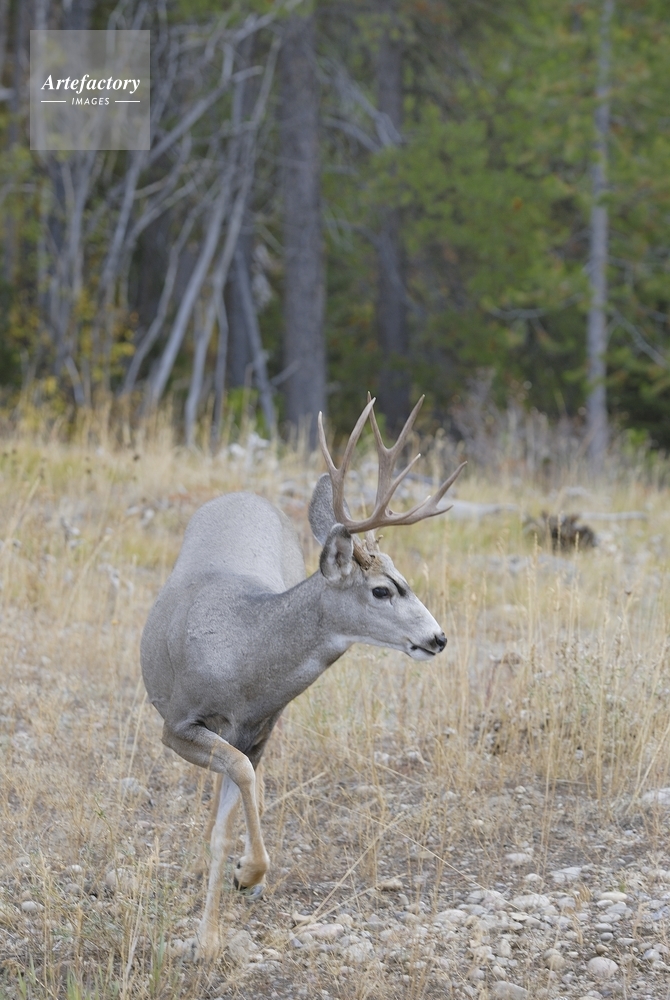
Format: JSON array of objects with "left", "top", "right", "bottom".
[
  {"left": 234, "top": 879, "right": 264, "bottom": 900},
  {"left": 233, "top": 856, "right": 267, "bottom": 896}
]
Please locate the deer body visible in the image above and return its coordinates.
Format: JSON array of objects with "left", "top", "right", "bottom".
[{"left": 141, "top": 398, "right": 463, "bottom": 960}]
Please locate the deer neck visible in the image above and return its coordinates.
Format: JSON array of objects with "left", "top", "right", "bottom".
[{"left": 244, "top": 572, "right": 353, "bottom": 712}]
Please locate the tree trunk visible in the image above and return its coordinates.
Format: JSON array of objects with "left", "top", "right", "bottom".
[
  {"left": 374, "top": 3, "right": 408, "bottom": 434},
  {"left": 226, "top": 216, "right": 254, "bottom": 387},
  {"left": 234, "top": 246, "right": 275, "bottom": 434},
  {"left": 226, "top": 35, "right": 257, "bottom": 389},
  {"left": 586, "top": 0, "right": 614, "bottom": 470},
  {"left": 211, "top": 294, "right": 229, "bottom": 449},
  {"left": 278, "top": 12, "right": 325, "bottom": 447}
]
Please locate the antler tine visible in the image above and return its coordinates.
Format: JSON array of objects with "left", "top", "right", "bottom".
[
  {"left": 318, "top": 399, "right": 376, "bottom": 528},
  {"left": 384, "top": 461, "right": 467, "bottom": 526},
  {"left": 319, "top": 398, "right": 464, "bottom": 541},
  {"left": 368, "top": 395, "right": 425, "bottom": 510}
]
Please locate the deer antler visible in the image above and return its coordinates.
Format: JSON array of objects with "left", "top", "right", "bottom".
[{"left": 317, "top": 396, "right": 466, "bottom": 566}]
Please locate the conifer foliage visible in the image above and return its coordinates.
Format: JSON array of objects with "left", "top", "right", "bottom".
[{"left": 0, "top": 0, "right": 668, "bottom": 448}]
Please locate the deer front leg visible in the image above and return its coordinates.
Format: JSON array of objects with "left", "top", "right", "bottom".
[{"left": 161, "top": 723, "right": 270, "bottom": 955}]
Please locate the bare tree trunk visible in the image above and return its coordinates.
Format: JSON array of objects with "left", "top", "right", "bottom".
[
  {"left": 148, "top": 35, "right": 278, "bottom": 409},
  {"left": 227, "top": 215, "right": 254, "bottom": 387},
  {"left": 278, "top": 12, "right": 325, "bottom": 447},
  {"left": 0, "top": 0, "right": 9, "bottom": 87},
  {"left": 185, "top": 302, "right": 209, "bottom": 448},
  {"left": 226, "top": 36, "right": 256, "bottom": 389},
  {"left": 211, "top": 295, "right": 229, "bottom": 448},
  {"left": 234, "top": 246, "right": 275, "bottom": 434},
  {"left": 376, "top": 2, "right": 408, "bottom": 434},
  {"left": 586, "top": 0, "right": 614, "bottom": 470}
]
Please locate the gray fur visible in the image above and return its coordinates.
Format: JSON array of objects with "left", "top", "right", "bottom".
[
  {"left": 140, "top": 484, "right": 447, "bottom": 939},
  {"left": 308, "top": 473, "right": 353, "bottom": 543}
]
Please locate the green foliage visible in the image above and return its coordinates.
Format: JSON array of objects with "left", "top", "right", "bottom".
[
  {"left": 1, "top": 0, "right": 670, "bottom": 445},
  {"left": 321, "top": 0, "right": 670, "bottom": 441}
]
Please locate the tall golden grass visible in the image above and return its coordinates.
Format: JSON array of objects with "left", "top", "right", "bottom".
[{"left": 0, "top": 415, "right": 668, "bottom": 998}]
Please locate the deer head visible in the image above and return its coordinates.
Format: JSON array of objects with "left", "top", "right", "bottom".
[{"left": 309, "top": 396, "right": 465, "bottom": 660}]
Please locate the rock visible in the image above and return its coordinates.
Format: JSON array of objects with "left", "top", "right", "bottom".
[
  {"left": 225, "top": 929, "right": 254, "bottom": 966},
  {"left": 378, "top": 877, "right": 403, "bottom": 891},
  {"left": 506, "top": 853, "right": 533, "bottom": 867},
  {"left": 119, "top": 776, "right": 150, "bottom": 799},
  {"left": 301, "top": 922, "right": 344, "bottom": 941},
  {"left": 510, "top": 893, "right": 551, "bottom": 911},
  {"left": 471, "top": 944, "right": 494, "bottom": 963},
  {"left": 643, "top": 948, "right": 660, "bottom": 962},
  {"left": 468, "top": 967, "right": 485, "bottom": 981},
  {"left": 64, "top": 882, "right": 83, "bottom": 895},
  {"left": 491, "top": 983, "right": 528, "bottom": 999},
  {"left": 496, "top": 939, "right": 513, "bottom": 958},
  {"left": 586, "top": 956, "right": 618, "bottom": 980},
  {"left": 599, "top": 890, "right": 627, "bottom": 903},
  {"left": 342, "top": 940, "right": 374, "bottom": 963},
  {"left": 544, "top": 948, "right": 566, "bottom": 971},
  {"left": 641, "top": 788, "right": 670, "bottom": 807},
  {"left": 434, "top": 908, "right": 467, "bottom": 925},
  {"left": 550, "top": 866, "right": 582, "bottom": 884},
  {"left": 168, "top": 938, "right": 199, "bottom": 960},
  {"left": 104, "top": 868, "right": 135, "bottom": 893},
  {"left": 21, "top": 900, "right": 40, "bottom": 913}
]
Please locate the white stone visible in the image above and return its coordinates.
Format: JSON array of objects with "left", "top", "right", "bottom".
[
  {"left": 378, "top": 877, "right": 403, "bottom": 891},
  {"left": 225, "top": 929, "right": 255, "bottom": 965},
  {"left": 544, "top": 948, "right": 566, "bottom": 971},
  {"left": 342, "top": 940, "right": 374, "bottom": 963},
  {"left": 491, "top": 983, "right": 528, "bottom": 999},
  {"left": 434, "top": 908, "right": 467, "bottom": 925},
  {"left": 586, "top": 956, "right": 618, "bottom": 980},
  {"left": 496, "top": 939, "right": 513, "bottom": 958},
  {"left": 119, "top": 776, "right": 150, "bottom": 799},
  {"left": 301, "top": 923, "right": 344, "bottom": 941},
  {"left": 641, "top": 788, "right": 670, "bottom": 807},
  {"left": 599, "top": 890, "right": 627, "bottom": 902},
  {"left": 506, "top": 853, "right": 533, "bottom": 867},
  {"left": 510, "top": 893, "right": 551, "bottom": 911},
  {"left": 21, "top": 900, "right": 40, "bottom": 913},
  {"left": 550, "top": 866, "right": 582, "bottom": 884},
  {"left": 104, "top": 868, "right": 135, "bottom": 893}
]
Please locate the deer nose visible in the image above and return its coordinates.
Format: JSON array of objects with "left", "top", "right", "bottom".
[{"left": 434, "top": 632, "right": 447, "bottom": 652}]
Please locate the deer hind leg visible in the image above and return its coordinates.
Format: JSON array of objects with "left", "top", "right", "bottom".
[
  {"left": 197, "top": 775, "right": 240, "bottom": 959},
  {"left": 204, "top": 773, "right": 223, "bottom": 843},
  {"left": 161, "top": 723, "right": 270, "bottom": 956},
  {"left": 255, "top": 759, "right": 265, "bottom": 816}
]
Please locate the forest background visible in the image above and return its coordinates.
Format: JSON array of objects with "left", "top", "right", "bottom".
[{"left": 0, "top": 0, "right": 669, "bottom": 462}]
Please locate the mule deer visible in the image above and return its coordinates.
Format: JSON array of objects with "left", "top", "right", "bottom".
[{"left": 141, "top": 396, "right": 464, "bottom": 959}]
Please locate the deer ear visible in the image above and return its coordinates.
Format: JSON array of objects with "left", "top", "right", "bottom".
[
  {"left": 309, "top": 474, "right": 336, "bottom": 544},
  {"left": 309, "top": 474, "right": 354, "bottom": 544},
  {"left": 320, "top": 524, "right": 354, "bottom": 583}
]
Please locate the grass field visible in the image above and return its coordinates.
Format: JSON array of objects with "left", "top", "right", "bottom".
[{"left": 0, "top": 418, "right": 669, "bottom": 999}]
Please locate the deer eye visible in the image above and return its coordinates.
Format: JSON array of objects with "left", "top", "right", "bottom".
[{"left": 372, "top": 586, "right": 391, "bottom": 599}]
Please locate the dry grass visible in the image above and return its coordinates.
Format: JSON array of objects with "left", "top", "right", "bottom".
[{"left": 0, "top": 421, "right": 669, "bottom": 999}]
